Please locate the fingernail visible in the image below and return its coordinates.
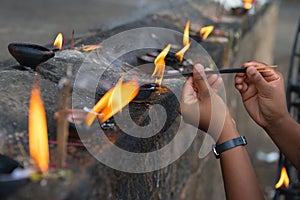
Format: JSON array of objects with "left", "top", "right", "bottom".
[{"left": 248, "top": 68, "right": 257, "bottom": 76}]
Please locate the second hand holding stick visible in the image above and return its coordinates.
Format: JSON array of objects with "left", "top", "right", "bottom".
[{"left": 181, "top": 65, "right": 277, "bottom": 77}]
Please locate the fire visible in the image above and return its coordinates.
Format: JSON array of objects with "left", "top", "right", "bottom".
[
  {"left": 183, "top": 20, "right": 190, "bottom": 46},
  {"left": 243, "top": 0, "right": 253, "bottom": 10},
  {"left": 85, "top": 78, "right": 139, "bottom": 126},
  {"left": 175, "top": 43, "right": 191, "bottom": 63},
  {"left": 53, "top": 33, "right": 63, "bottom": 50},
  {"left": 275, "top": 166, "right": 290, "bottom": 189},
  {"left": 200, "top": 25, "right": 214, "bottom": 41},
  {"left": 28, "top": 76, "right": 49, "bottom": 172},
  {"left": 176, "top": 20, "right": 191, "bottom": 62},
  {"left": 152, "top": 44, "right": 171, "bottom": 86}
]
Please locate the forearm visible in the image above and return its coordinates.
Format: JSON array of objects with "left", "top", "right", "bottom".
[
  {"left": 265, "top": 115, "right": 300, "bottom": 170},
  {"left": 217, "top": 122, "right": 264, "bottom": 200}
]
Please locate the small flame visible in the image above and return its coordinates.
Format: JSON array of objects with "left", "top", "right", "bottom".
[
  {"left": 176, "top": 20, "right": 191, "bottom": 62},
  {"left": 53, "top": 33, "right": 63, "bottom": 50},
  {"left": 183, "top": 20, "right": 190, "bottom": 46},
  {"left": 152, "top": 44, "right": 171, "bottom": 86},
  {"left": 243, "top": 0, "right": 253, "bottom": 10},
  {"left": 85, "top": 78, "right": 139, "bottom": 126},
  {"left": 275, "top": 167, "right": 290, "bottom": 189},
  {"left": 200, "top": 26, "right": 214, "bottom": 41},
  {"left": 175, "top": 43, "right": 191, "bottom": 63},
  {"left": 28, "top": 77, "right": 49, "bottom": 172}
]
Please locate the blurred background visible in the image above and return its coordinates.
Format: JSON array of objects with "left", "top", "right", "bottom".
[
  {"left": 0, "top": 0, "right": 168, "bottom": 60},
  {"left": 0, "top": 0, "right": 299, "bottom": 69}
]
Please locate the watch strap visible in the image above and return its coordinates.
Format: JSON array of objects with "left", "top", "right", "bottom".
[{"left": 212, "top": 136, "right": 247, "bottom": 159}]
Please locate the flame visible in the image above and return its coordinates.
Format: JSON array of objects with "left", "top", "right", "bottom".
[
  {"left": 243, "top": 0, "right": 253, "bottom": 10},
  {"left": 200, "top": 26, "right": 214, "bottom": 41},
  {"left": 152, "top": 44, "right": 171, "bottom": 86},
  {"left": 28, "top": 77, "right": 49, "bottom": 172},
  {"left": 85, "top": 78, "right": 139, "bottom": 126},
  {"left": 176, "top": 20, "right": 191, "bottom": 62},
  {"left": 53, "top": 33, "right": 63, "bottom": 50},
  {"left": 175, "top": 43, "right": 191, "bottom": 63},
  {"left": 183, "top": 20, "right": 190, "bottom": 46},
  {"left": 275, "top": 167, "right": 290, "bottom": 189}
]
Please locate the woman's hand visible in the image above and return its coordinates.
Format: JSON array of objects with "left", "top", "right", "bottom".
[
  {"left": 180, "top": 64, "right": 236, "bottom": 141},
  {"left": 234, "top": 61, "right": 290, "bottom": 131}
]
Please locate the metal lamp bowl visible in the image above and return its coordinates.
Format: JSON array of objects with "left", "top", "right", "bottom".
[
  {"left": 0, "top": 154, "right": 29, "bottom": 198},
  {"left": 8, "top": 43, "right": 55, "bottom": 69},
  {"left": 134, "top": 83, "right": 157, "bottom": 101}
]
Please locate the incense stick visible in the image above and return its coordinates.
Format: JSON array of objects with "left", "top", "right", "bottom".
[
  {"left": 181, "top": 65, "right": 277, "bottom": 77},
  {"left": 56, "top": 65, "right": 72, "bottom": 169}
]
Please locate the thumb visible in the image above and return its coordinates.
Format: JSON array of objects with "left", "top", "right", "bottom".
[{"left": 246, "top": 66, "right": 269, "bottom": 92}]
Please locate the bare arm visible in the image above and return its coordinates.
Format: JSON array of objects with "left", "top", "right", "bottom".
[
  {"left": 180, "top": 64, "right": 264, "bottom": 200},
  {"left": 217, "top": 119, "right": 264, "bottom": 200},
  {"left": 264, "top": 114, "right": 300, "bottom": 170},
  {"left": 235, "top": 61, "right": 300, "bottom": 170}
]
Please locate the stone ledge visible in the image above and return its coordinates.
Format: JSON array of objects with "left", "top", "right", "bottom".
[{"left": 0, "top": 0, "right": 278, "bottom": 199}]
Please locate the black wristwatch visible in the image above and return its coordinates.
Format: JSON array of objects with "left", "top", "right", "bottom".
[{"left": 212, "top": 136, "right": 247, "bottom": 159}]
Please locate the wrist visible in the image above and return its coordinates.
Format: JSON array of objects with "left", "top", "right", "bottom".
[
  {"left": 213, "top": 136, "right": 247, "bottom": 158},
  {"left": 216, "top": 117, "right": 240, "bottom": 145},
  {"left": 264, "top": 114, "right": 294, "bottom": 136}
]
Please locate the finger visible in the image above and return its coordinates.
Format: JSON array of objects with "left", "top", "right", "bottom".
[
  {"left": 181, "top": 77, "right": 195, "bottom": 100},
  {"left": 234, "top": 75, "right": 246, "bottom": 84},
  {"left": 236, "top": 71, "right": 246, "bottom": 78},
  {"left": 234, "top": 74, "right": 248, "bottom": 92},
  {"left": 235, "top": 80, "right": 248, "bottom": 93},
  {"left": 237, "top": 61, "right": 266, "bottom": 77},
  {"left": 246, "top": 66, "right": 270, "bottom": 92},
  {"left": 211, "top": 77, "right": 223, "bottom": 92},
  {"left": 207, "top": 74, "right": 219, "bottom": 87},
  {"left": 205, "top": 68, "right": 219, "bottom": 86},
  {"left": 259, "top": 69, "right": 280, "bottom": 82},
  {"left": 193, "top": 64, "right": 209, "bottom": 95},
  {"left": 205, "top": 67, "right": 223, "bottom": 92},
  {"left": 179, "top": 78, "right": 194, "bottom": 114}
]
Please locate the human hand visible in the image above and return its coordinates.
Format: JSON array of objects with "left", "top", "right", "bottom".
[
  {"left": 180, "top": 64, "right": 236, "bottom": 141},
  {"left": 234, "top": 61, "right": 290, "bottom": 131}
]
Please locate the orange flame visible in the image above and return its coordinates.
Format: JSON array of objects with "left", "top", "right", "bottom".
[
  {"left": 275, "top": 167, "right": 290, "bottom": 189},
  {"left": 243, "top": 0, "right": 253, "bottom": 10},
  {"left": 183, "top": 20, "right": 190, "bottom": 46},
  {"left": 53, "top": 33, "right": 63, "bottom": 50},
  {"left": 152, "top": 44, "right": 171, "bottom": 86},
  {"left": 85, "top": 78, "right": 139, "bottom": 126},
  {"left": 200, "top": 26, "right": 214, "bottom": 41},
  {"left": 176, "top": 20, "right": 191, "bottom": 62},
  {"left": 175, "top": 43, "right": 191, "bottom": 63},
  {"left": 28, "top": 77, "right": 49, "bottom": 172}
]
